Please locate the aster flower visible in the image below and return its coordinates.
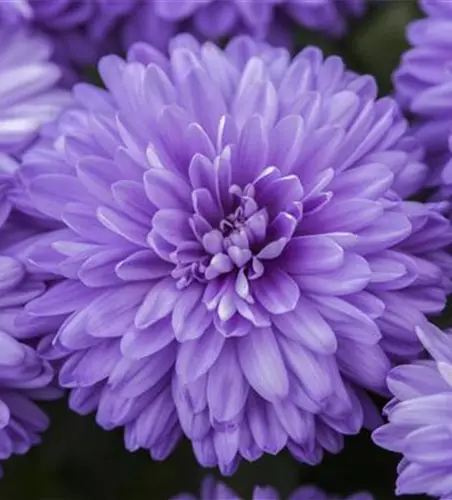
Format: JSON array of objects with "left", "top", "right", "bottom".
[
  {"left": 0, "top": 26, "right": 69, "bottom": 156},
  {"left": 126, "top": 0, "right": 366, "bottom": 50},
  {"left": 0, "top": 229, "right": 58, "bottom": 476},
  {"left": 18, "top": 35, "right": 451, "bottom": 474},
  {"left": 172, "top": 477, "right": 373, "bottom": 500},
  {"left": 393, "top": 0, "right": 452, "bottom": 186},
  {"left": 0, "top": 0, "right": 139, "bottom": 73},
  {"left": 373, "top": 321, "right": 452, "bottom": 499},
  {"left": 0, "top": 7, "right": 68, "bottom": 476},
  {"left": 0, "top": 155, "right": 60, "bottom": 475},
  {"left": 5, "top": 0, "right": 366, "bottom": 75}
]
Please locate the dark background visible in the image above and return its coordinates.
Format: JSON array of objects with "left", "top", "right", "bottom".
[{"left": 0, "top": 2, "right": 432, "bottom": 499}]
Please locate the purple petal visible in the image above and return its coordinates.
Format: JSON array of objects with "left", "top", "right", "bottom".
[
  {"left": 172, "top": 285, "right": 212, "bottom": 341},
  {"left": 134, "top": 388, "right": 177, "bottom": 448},
  {"left": 238, "top": 327, "right": 289, "bottom": 402},
  {"left": 415, "top": 322, "right": 452, "bottom": 364},
  {"left": 247, "top": 396, "right": 287, "bottom": 455},
  {"left": 115, "top": 250, "right": 173, "bottom": 281},
  {"left": 111, "top": 180, "right": 156, "bottom": 225},
  {"left": 279, "top": 336, "right": 334, "bottom": 404},
  {"left": 268, "top": 115, "right": 305, "bottom": 175},
  {"left": 76, "top": 157, "right": 122, "bottom": 203},
  {"left": 387, "top": 363, "right": 450, "bottom": 401},
  {"left": 78, "top": 248, "right": 129, "bottom": 287},
  {"left": 25, "top": 280, "right": 97, "bottom": 316},
  {"left": 404, "top": 425, "right": 452, "bottom": 465},
  {"left": 207, "top": 342, "right": 249, "bottom": 425},
  {"left": 0, "top": 331, "right": 25, "bottom": 366},
  {"left": 273, "top": 297, "right": 337, "bottom": 355},
  {"left": 97, "top": 206, "right": 148, "bottom": 246},
  {"left": 29, "top": 174, "right": 87, "bottom": 219},
  {"left": 109, "top": 344, "right": 176, "bottom": 399},
  {"left": 121, "top": 318, "right": 174, "bottom": 359},
  {"left": 254, "top": 268, "right": 300, "bottom": 315},
  {"left": 144, "top": 168, "right": 191, "bottom": 210},
  {"left": 232, "top": 58, "right": 277, "bottom": 131},
  {"left": 0, "top": 256, "right": 25, "bottom": 292},
  {"left": 296, "top": 253, "right": 371, "bottom": 295},
  {"left": 331, "top": 162, "right": 394, "bottom": 200},
  {"left": 337, "top": 340, "right": 390, "bottom": 391},
  {"left": 59, "top": 341, "right": 121, "bottom": 388},
  {"left": 234, "top": 114, "right": 268, "bottom": 185},
  {"left": 283, "top": 235, "right": 344, "bottom": 274},
  {"left": 180, "top": 67, "right": 227, "bottom": 140},
  {"left": 176, "top": 326, "right": 225, "bottom": 384},
  {"left": 389, "top": 393, "right": 452, "bottom": 426},
  {"left": 151, "top": 208, "right": 192, "bottom": 245},
  {"left": 135, "top": 278, "right": 180, "bottom": 328}
]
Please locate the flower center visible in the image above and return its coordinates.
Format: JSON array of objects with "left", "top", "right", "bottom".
[{"left": 171, "top": 183, "right": 269, "bottom": 290}]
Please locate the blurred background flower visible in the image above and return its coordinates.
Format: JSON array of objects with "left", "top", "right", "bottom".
[
  {"left": 172, "top": 476, "right": 373, "bottom": 500},
  {"left": 393, "top": 0, "right": 452, "bottom": 187},
  {"left": 1, "top": 0, "right": 367, "bottom": 79},
  {"left": 0, "top": 15, "right": 69, "bottom": 477},
  {"left": 0, "top": 159, "right": 61, "bottom": 477},
  {"left": 0, "top": 26, "right": 69, "bottom": 156},
  {"left": 373, "top": 322, "right": 452, "bottom": 499}
]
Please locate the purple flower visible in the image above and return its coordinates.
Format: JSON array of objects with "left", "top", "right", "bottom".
[
  {"left": 124, "top": 0, "right": 368, "bottom": 50},
  {"left": 0, "top": 225, "right": 58, "bottom": 476},
  {"left": 173, "top": 477, "right": 373, "bottom": 500},
  {"left": 0, "top": 8, "right": 68, "bottom": 475},
  {"left": 372, "top": 321, "right": 452, "bottom": 499},
  {"left": 126, "top": 0, "right": 365, "bottom": 49},
  {"left": 393, "top": 0, "right": 452, "bottom": 186},
  {"left": 0, "top": 156, "right": 60, "bottom": 475},
  {"left": 18, "top": 35, "right": 451, "bottom": 474},
  {"left": 6, "top": 0, "right": 366, "bottom": 74},
  {"left": 0, "top": 26, "right": 69, "bottom": 156},
  {"left": 1, "top": 0, "right": 139, "bottom": 72}
]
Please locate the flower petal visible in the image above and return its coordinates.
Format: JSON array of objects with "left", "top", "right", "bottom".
[
  {"left": 238, "top": 327, "right": 289, "bottom": 402},
  {"left": 172, "top": 285, "right": 212, "bottom": 341},
  {"left": 283, "top": 235, "right": 344, "bottom": 275},
  {"left": 207, "top": 342, "right": 249, "bottom": 425},
  {"left": 176, "top": 326, "right": 225, "bottom": 384},
  {"left": 254, "top": 268, "right": 300, "bottom": 315},
  {"left": 296, "top": 253, "right": 371, "bottom": 295},
  {"left": 115, "top": 250, "right": 173, "bottom": 281},
  {"left": 144, "top": 168, "right": 191, "bottom": 210},
  {"left": 135, "top": 278, "right": 180, "bottom": 329},
  {"left": 273, "top": 297, "right": 337, "bottom": 354}
]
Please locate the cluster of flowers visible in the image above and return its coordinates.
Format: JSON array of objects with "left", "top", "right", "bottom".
[{"left": 1, "top": 0, "right": 452, "bottom": 498}]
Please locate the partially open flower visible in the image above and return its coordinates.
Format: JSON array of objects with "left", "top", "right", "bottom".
[{"left": 373, "top": 321, "right": 452, "bottom": 499}]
